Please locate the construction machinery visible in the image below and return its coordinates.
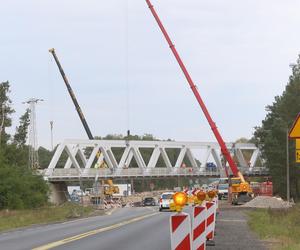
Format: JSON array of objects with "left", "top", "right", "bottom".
[
  {"left": 104, "top": 180, "right": 120, "bottom": 196},
  {"left": 49, "top": 48, "right": 108, "bottom": 171},
  {"left": 145, "top": 0, "right": 252, "bottom": 204},
  {"left": 49, "top": 48, "right": 119, "bottom": 199},
  {"left": 229, "top": 177, "right": 253, "bottom": 205},
  {"left": 49, "top": 48, "right": 94, "bottom": 140}
]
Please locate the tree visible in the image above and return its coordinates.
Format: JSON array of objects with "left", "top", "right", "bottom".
[
  {"left": 0, "top": 81, "right": 14, "bottom": 145},
  {"left": 13, "top": 109, "right": 30, "bottom": 147},
  {"left": 38, "top": 146, "right": 54, "bottom": 169},
  {"left": 0, "top": 81, "right": 49, "bottom": 209},
  {"left": 0, "top": 164, "right": 49, "bottom": 209},
  {"left": 254, "top": 55, "right": 300, "bottom": 200}
]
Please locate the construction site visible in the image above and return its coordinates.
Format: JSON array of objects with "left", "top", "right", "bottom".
[{"left": 1, "top": 0, "right": 300, "bottom": 250}]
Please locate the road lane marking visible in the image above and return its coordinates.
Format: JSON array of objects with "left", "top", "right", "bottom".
[
  {"left": 105, "top": 207, "right": 118, "bottom": 216},
  {"left": 60, "top": 208, "right": 117, "bottom": 225},
  {"left": 32, "top": 212, "right": 159, "bottom": 250}
]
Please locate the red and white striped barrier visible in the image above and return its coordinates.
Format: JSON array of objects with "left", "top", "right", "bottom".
[
  {"left": 192, "top": 188, "right": 198, "bottom": 196},
  {"left": 170, "top": 212, "right": 192, "bottom": 250},
  {"left": 213, "top": 197, "right": 219, "bottom": 215},
  {"left": 111, "top": 200, "right": 122, "bottom": 208},
  {"left": 205, "top": 201, "right": 216, "bottom": 240},
  {"left": 213, "top": 197, "right": 218, "bottom": 208},
  {"left": 103, "top": 200, "right": 111, "bottom": 209},
  {"left": 192, "top": 205, "right": 207, "bottom": 250},
  {"left": 104, "top": 199, "right": 123, "bottom": 209}
]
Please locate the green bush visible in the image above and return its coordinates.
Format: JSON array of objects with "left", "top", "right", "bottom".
[{"left": 0, "top": 164, "right": 48, "bottom": 209}]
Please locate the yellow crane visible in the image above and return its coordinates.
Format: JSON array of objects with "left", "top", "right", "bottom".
[{"left": 49, "top": 48, "right": 119, "bottom": 198}]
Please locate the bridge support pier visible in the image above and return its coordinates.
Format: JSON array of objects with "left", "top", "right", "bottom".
[
  {"left": 49, "top": 182, "right": 68, "bottom": 204},
  {"left": 131, "top": 178, "right": 134, "bottom": 194}
]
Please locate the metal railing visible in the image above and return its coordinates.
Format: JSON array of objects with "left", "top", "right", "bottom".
[{"left": 46, "top": 168, "right": 220, "bottom": 180}]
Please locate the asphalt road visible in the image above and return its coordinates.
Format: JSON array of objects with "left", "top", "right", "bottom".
[
  {"left": 210, "top": 205, "right": 266, "bottom": 250},
  {"left": 0, "top": 203, "right": 266, "bottom": 250},
  {"left": 0, "top": 207, "right": 166, "bottom": 250}
]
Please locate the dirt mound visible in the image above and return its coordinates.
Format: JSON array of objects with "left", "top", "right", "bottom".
[{"left": 243, "top": 196, "right": 292, "bottom": 209}]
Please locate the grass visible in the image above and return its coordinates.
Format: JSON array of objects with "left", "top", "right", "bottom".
[
  {"left": 248, "top": 204, "right": 300, "bottom": 250},
  {"left": 0, "top": 203, "right": 95, "bottom": 232}
]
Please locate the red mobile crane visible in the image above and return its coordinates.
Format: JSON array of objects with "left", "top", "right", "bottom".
[{"left": 145, "top": 0, "right": 252, "bottom": 204}]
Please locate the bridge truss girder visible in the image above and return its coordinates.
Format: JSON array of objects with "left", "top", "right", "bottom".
[{"left": 44, "top": 139, "right": 266, "bottom": 180}]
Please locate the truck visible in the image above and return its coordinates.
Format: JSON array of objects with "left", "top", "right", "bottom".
[{"left": 217, "top": 178, "right": 229, "bottom": 200}]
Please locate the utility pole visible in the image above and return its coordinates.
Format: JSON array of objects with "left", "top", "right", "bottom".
[
  {"left": 23, "top": 98, "right": 43, "bottom": 169},
  {"left": 50, "top": 121, "right": 54, "bottom": 151},
  {"left": 286, "top": 61, "right": 292, "bottom": 203}
]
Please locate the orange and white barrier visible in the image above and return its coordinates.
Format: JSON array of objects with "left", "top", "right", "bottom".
[
  {"left": 192, "top": 205, "right": 207, "bottom": 250},
  {"left": 205, "top": 201, "right": 216, "bottom": 240},
  {"left": 170, "top": 212, "right": 192, "bottom": 250}
]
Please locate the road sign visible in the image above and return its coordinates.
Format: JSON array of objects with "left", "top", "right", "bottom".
[
  {"left": 289, "top": 114, "right": 300, "bottom": 138},
  {"left": 296, "top": 150, "right": 300, "bottom": 163}
]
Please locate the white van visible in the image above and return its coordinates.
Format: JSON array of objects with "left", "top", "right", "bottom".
[{"left": 159, "top": 192, "right": 174, "bottom": 211}]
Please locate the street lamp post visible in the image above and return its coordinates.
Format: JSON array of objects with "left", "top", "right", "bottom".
[{"left": 50, "top": 121, "right": 54, "bottom": 151}]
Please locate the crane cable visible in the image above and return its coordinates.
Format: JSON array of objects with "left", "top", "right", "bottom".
[
  {"left": 48, "top": 55, "right": 55, "bottom": 151},
  {"left": 123, "top": 0, "right": 132, "bottom": 169},
  {"left": 125, "top": 0, "right": 131, "bottom": 138}
]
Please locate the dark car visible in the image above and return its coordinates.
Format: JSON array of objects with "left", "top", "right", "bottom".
[{"left": 142, "top": 197, "right": 156, "bottom": 206}]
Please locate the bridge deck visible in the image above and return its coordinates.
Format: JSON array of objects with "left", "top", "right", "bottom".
[{"left": 41, "top": 168, "right": 269, "bottom": 182}]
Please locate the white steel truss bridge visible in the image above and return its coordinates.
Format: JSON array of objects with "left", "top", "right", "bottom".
[{"left": 44, "top": 139, "right": 267, "bottom": 182}]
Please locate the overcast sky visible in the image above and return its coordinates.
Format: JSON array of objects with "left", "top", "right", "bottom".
[{"left": 1, "top": 0, "right": 300, "bottom": 149}]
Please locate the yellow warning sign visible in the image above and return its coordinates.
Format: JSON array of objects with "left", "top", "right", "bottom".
[
  {"left": 296, "top": 150, "right": 300, "bottom": 163},
  {"left": 289, "top": 114, "right": 300, "bottom": 138},
  {"left": 297, "top": 139, "right": 300, "bottom": 149}
]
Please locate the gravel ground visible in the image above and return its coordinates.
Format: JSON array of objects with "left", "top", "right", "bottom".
[
  {"left": 208, "top": 201, "right": 266, "bottom": 250},
  {"left": 242, "top": 196, "right": 292, "bottom": 209}
]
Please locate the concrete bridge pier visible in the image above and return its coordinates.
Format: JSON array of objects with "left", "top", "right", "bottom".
[{"left": 49, "top": 182, "right": 68, "bottom": 204}]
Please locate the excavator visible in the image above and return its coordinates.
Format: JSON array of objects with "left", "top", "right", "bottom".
[
  {"left": 145, "top": 0, "right": 252, "bottom": 205},
  {"left": 49, "top": 48, "right": 119, "bottom": 198}
]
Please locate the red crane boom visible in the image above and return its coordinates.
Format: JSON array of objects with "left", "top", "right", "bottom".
[{"left": 145, "top": 0, "right": 245, "bottom": 182}]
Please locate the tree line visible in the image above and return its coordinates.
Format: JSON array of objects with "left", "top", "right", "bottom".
[
  {"left": 0, "top": 82, "right": 48, "bottom": 209},
  {"left": 254, "top": 55, "right": 300, "bottom": 200}
]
